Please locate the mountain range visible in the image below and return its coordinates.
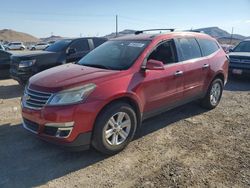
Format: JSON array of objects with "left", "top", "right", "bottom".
[
  {"left": 0, "top": 29, "right": 39, "bottom": 42},
  {"left": 0, "top": 27, "right": 249, "bottom": 44},
  {"left": 105, "top": 27, "right": 249, "bottom": 40}
]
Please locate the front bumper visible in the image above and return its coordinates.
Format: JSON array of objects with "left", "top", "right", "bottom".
[
  {"left": 23, "top": 119, "right": 92, "bottom": 151},
  {"left": 10, "top": 68, "right": 32, "bottom": 83},
  {"left": 21, "top": 100, "right": 103, "bottom": 150}
]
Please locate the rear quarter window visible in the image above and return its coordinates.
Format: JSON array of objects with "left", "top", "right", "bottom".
[
  {"left": 197, "top": 38, "right": 220, "bottom": 56},
  {"left": 93, "top": 38, "right": 107, "bottom": 47}
]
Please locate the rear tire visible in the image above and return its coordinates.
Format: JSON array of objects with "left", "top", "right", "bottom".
[
  {"left": 200, "top": 78, "right": 223, "bottom": 109},
  {"left": 92, "top": 102, "right": 137, "bottom": 155},
  {"left": 20, "top": 47, "right": 24, "bottom": 50}
]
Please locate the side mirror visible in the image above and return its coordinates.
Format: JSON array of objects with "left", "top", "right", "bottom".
[
  {"left": 67, "top": 48, "right": 76, "bottom": 55},
  {"left": 145, "top": 59, "right": 165, "bottom": 70},
  {"left": 229, "top": 49, "right": 233, "bottom": 52}
]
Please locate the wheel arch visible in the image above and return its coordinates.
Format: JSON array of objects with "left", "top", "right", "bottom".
[
  {"left": 94, "top": 95, "right": 143, "bottom": 130},
  {"left": 213, "top": 72, "right": 225, "bottom": 84}
]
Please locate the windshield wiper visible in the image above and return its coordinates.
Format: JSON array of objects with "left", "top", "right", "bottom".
[{"left": 82, "top": 64, "right": 111, "bottom": 70}]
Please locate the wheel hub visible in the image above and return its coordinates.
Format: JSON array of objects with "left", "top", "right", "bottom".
[{"left": 104, "top": 112, "right": 131, "bottom": 146}]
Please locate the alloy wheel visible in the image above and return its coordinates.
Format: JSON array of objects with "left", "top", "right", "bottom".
[{"left": 104, "top": 112, "right": 131, "bottom": 146}]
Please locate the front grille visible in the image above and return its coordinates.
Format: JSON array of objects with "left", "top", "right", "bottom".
[
  {"left": 23, "top": 118, "right": 39, "bottom": 133},
  {"left": 241, "top": 59, "right": 250, "bottom": 63},
  {"left": 10, "top": 56, "right": 20, "bottom": 69},
  {"left": 24, "top": 87, "right": 52, "bottom": 109}
]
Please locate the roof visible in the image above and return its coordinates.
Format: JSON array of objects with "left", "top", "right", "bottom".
[{"left": 111, "top": 31, "right": 212, "bottom": 41}]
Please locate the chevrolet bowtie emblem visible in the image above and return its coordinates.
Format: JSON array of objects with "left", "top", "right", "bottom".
[{"left": 24, "top": 94, "right": 31, "bottom": 101}]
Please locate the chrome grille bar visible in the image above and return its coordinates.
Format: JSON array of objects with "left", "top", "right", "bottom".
[{"left": 23, "top": 87, "right": 53, "bottom": 109}]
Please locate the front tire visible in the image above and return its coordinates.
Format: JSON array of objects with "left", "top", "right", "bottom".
[
  {"left": 200, "top": 78, "right": 223, "bottom": 109},
  {"left": 92, "top": 102, "right": 137, "bottom": 155}
]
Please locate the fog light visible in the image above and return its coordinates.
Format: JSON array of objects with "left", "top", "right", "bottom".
[
  {"left": 44, "top": 121, "right": 74, "bottom": 138},
  {"left": 55, "top": 127, "right": 73, "bottom": 138}
]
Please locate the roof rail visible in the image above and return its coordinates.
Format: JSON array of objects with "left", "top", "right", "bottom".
[
  {"left": 190, "top": 30, "right": 201, "bottom": 33},
  {"left": 134, "top": 29, "right": 175, "bottom": 35}
]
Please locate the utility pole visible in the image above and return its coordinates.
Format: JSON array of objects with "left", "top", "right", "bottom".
[
  {"left": 116, "top": 14, "right": 118, "bottom": 37},
  {"left": 230, "top": 27, "right": 234, "bottom": 45}
]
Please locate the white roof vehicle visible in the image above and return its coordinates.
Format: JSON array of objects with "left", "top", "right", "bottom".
[
  {"left": 6, "top": 42, "right": 26, "bottom": 50},
  {"left": 30, "top": 42, "right": 49, "bottom": 50}
]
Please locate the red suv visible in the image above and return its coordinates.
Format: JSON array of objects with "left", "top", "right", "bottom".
[{"left": 22, "top": 31, "right": 228, "bottom": 154}]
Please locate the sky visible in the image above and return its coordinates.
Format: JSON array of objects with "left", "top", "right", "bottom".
[{"left": 0, "top": 0, "right": 250, "bottom": 38}]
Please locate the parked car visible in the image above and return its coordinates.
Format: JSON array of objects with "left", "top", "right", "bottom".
[
  {"left": 10, "top": 37, "right": 107, "bottom": 85},
  {"left": 221, "top": 44, "right": 234, "bottom": 53},
  {"left": 228, "top": 39, "right": 250, "bottom": 77},
  {"left": 48, "top": 41, "right": 56, "bottom": 45},
  {"left": 0, "top": 50, "right": 12, "bottom": 78},
  {"left": 21, "top": 31, "right": 228, "bottom": 154},
  {"left": 0, "top": 44, "right": 5, "bottom": 51},
  {"left": 30, "top": 42, "right": 49, "bottom": 50},
  {"left": 5, "top": 42, "right": 26, "bottom": 50}
]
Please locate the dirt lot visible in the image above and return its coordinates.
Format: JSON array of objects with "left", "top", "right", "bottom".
[{"left": 0, "top": 78, "right": 249, "bottom": 188}]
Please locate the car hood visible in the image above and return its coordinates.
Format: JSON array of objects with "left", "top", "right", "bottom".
[
  {"left": 29, "top": 63, "right": 120, "bottom": 92},
  {"left": 229, "top": 52, "right": 250, "bottom": 58},
  {"left": 12, "top": 50, "right": 56, "bottom": 58},
  {"left": 11, "top": 50, "right": 62, "bottom": 65}
]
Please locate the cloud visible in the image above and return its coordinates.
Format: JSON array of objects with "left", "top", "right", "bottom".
[{"left": 245, "top": 20, "right": 250, "bottom": 23}]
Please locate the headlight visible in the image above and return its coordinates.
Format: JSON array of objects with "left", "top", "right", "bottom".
[
  {"left": 19, "top": 59, "right": 36, "bottom": 68},
  {"left": 47, "top": 84, "right": 96, "bottom": 105}
]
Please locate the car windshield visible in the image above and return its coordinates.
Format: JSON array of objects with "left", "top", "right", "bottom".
[
  {"left": 45, "top": 39, "right": 72, "bottom": 52},
  {"left": 77, "top": 40, "right": 149, "bottom": 70},
  {"left": 233, "top": 41, "right": 250, "bottom": 52}
]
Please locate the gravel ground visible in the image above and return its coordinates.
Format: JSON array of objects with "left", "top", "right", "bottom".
[{"left": 0, "top": 78, "right": 249, "bottom": 188}]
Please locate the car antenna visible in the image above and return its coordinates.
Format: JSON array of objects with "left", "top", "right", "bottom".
[{"left": 135, "top": 29, "right": 175, "bottom": 35}]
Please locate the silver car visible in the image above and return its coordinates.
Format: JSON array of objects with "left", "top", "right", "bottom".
[{"left": 30, "top": 42, "right": 49, "bottom": 50}]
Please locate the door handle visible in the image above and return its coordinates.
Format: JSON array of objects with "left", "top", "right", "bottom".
[
  {"left": 202, "top": 64, "right": 210, "bottom": 69},
  {"left": 174, "top": 70, "right": 184, "bottom": 77}
]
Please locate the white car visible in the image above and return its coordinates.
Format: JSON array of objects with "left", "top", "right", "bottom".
[
  {"left": 0, "top": 44, "right": 5, "bottom": 51},
  {"left": 6, "top": 42, "right": 26, "bottom": 50},
  {"left": 30, "top": 42, "right": 49, "bottom": 50}
]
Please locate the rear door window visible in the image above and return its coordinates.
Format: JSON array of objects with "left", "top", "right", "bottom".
[
  {"left": 70, "top": 39, "right": 90, "bottom": 52},
  {"left": 93, "top": 38, "right": 107, "bottom": 47},
  {"left": 176, "top": 38, "right": 202, "bottom": 61},
  {"left": 197, "top": 39, "right": 219, "bottom": 56}
]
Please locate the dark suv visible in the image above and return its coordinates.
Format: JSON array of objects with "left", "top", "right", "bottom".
[
  {"left": 228, "top": 39, "right": 250, "bottom": 77},
  {"left": 0, "top": 50, "right": 12, "bottom": 79},
  {"left": 21, "top": 31, "right": 228, "bottom": 154},
  {"left": 10, "top": 37, "right": 107, "bottom": 85}
]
